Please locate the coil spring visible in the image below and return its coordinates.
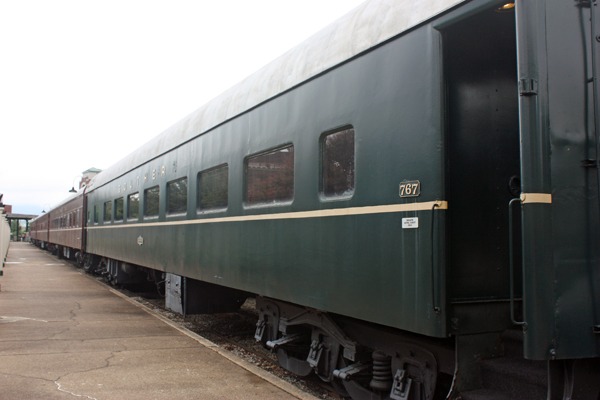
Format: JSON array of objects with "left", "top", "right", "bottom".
[{"left": 370, "top": 350, "right": 393, "bottom": 391}]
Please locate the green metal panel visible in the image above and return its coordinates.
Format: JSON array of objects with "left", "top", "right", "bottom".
[
  {"left": 517, "top": 0, "right": 600, "bottom": 360},
  {"left": 514, "top": 0, "right": 554, "bottom": 361},
  {"left": 544, "top": 0, "right": 600, "bottom": 359},
  {"left": 86, "top": 24, "right": 448, "bottom": 338}
]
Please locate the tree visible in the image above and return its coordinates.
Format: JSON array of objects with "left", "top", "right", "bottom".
[{"left": 10, "top": 220, "right": 26, "bottom": 237}]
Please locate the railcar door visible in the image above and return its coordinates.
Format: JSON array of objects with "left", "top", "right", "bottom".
[{"left": 441, "top": 4, "right": 521, "bottom": 332}]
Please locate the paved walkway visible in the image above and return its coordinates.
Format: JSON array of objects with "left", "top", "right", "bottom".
[{"left": 0, "top": 242, "right": 314, "bottom": 400}]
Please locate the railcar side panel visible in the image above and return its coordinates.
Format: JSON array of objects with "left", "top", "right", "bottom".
[
  {"left": 86, "top": 24, "right": 449, "bottom": 337},
  {"left": 30, "top": 212, "right": 49, "bottom": 244},
  {"left": 48, "top": 193, "right": 85, "bottom": 252},
  {"left": 542, "top": 0, "right": 600, "bottom": 360}
]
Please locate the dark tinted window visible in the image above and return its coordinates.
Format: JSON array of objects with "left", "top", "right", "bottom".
[
  {"left": 144, "top": 186, "right": 160, "bottom": 217},
  {"left": 115, "top": 198, "right": 124, "bottom": 221},
  {"left": 246, "top": 146, "right": 294, "bottom": 205},
  {"left": 322, "top": 128, "right": 355, "bottom": 197},
  {"left": 93, "top": 205, "right": 99, "bottom": 224},
  {"left": 104, "top": 201, "right": 112, "bottom": 222},
  {"left": 167, "top": 178, "right": 188, "bottom": 214},
  {"left": 128, "top": 193, "right": 139, "bottom": 219},
  {"left": 198, "top": 165, "right": 228, "bottom": 211}
]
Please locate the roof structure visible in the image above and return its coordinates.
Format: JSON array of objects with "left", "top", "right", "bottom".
[
  {"left": 88, "top": 0, "right": 466, "bottom": 191},
  {"left": 5, "top": 213, "right": 38, "bottom": 220}
]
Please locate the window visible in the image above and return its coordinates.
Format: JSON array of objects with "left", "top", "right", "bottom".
[
  {"left": 144, "top": 186, "right": 160, "bottom": 217},
  {"left": 115, "top": 198, "right": 124, "bottom": 221},
  {"left": 93, "top": 205, "right": 99, "bottom": 224},
  {"left": 246, "top": 145, "right": 294, "bottom": 205},
  {"left": 198, "top": 165, "right": 228, "bottom": 211},
  {"left": 322, "top": 128, "right": 355, "bottom": 197},
  {"left": 128, "top": 193, "right": 140, "bottom": 219},
  {"left": 167, "top": 177, "right": 188, "bottom": 215},
  {"left": 104, "top": 201, "right": 112, "bottom": 222}
]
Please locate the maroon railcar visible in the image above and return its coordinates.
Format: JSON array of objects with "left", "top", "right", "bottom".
[
  {"left": 47, "top": 192, "right": 85, "bottom": 259},
  {"left": 30, "top": 212, "right": 49, "bottom": 248}
]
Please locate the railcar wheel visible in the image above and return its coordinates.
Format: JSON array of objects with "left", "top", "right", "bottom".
[
  {"left": 338, "top": 346, "right": 437, "bottom": 400},
  {"left": 83, "top": 254, "right": 100, "bottom": 274},
  {"left": 332, "top": 380, "right": 351, "bottom": 399},
  {"left": 275, "top": 348, "right": 313, "bottom": 376},
  {"left": 254, "top": 297, "right": 440, "bottom": 400},
  {"left": 331, "top": 354, "right": 352, "bottom": 398},
  {"left": 75, "top": 251, "right": 83, "bottom": 267}
]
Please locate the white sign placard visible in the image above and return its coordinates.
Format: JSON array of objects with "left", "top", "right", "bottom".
[{"left": 402, "top": 217, "right": 419, "bottom": 229}]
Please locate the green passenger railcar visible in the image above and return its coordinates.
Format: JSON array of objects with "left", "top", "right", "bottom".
[{"left": 74, "top": 0, "right": 600, "bottom": 398}]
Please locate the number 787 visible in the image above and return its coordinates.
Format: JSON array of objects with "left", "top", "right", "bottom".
[{"left": 399, "top": 183, "right": 419, "bottom": 196}]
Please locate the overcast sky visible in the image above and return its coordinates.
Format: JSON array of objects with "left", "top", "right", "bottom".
[{"left": 0, "top": 0, "right": 365, "bottom": 215}]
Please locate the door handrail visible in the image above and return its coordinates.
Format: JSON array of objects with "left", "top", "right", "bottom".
[{"left": 509, "top": 197, "right": 527, "bottom": 328}]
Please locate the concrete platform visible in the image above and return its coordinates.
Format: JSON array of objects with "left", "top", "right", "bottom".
[{"left": 0, "top": 242, "right": 317, "bottom": 400}]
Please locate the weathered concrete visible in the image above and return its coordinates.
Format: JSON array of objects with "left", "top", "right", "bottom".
[{"left": 0, "top": 242, "right": 316, "bottom": 400}]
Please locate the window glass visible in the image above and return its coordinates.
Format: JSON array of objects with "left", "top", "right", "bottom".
[
  {"left": 322, "top": 128, "right": 355, "bottom": 197},
  {"left": 246, "top": 146, "right": 294, "bottom": 205},
  {"left": 115, "top": 198, "right": 124, "bottom": 221},
  {"left": 128, "top": 193, "right": 140, "bottom": 219},
  {"left": 144, "top": 186, "right": 160, "bottom": 217},
  {"left": 167, "top": 177, "right": 188, "bottom": 214},
  {"left": 104, "top": 201, "right": 112, "bottom": 222},
  {"left": 93, "top": 205, "right": 99, "bottom": 224},
  {"left": 198, "top": 165, "right": 228, "bottom": 211}
]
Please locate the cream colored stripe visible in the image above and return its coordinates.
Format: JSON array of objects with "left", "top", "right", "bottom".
[
  {"left": 520, "top": 193, "right": 552, "bottom": 204},
  {"left": 87, "top": 200, "right": 448, "bottom": 230},
  {"left": 49, "top": 228, "right": 82, "bottom": 233}
]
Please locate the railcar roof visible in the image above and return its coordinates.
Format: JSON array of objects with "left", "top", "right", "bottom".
[
  {"left": 88, "top": 0, "right": 465, "bottom": 191},
  {"left": 46, "top": 192, "right": 83, "bottom": 215},
  {"left": 32, "top": 192, "right": 82, "bottom": 220}
]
